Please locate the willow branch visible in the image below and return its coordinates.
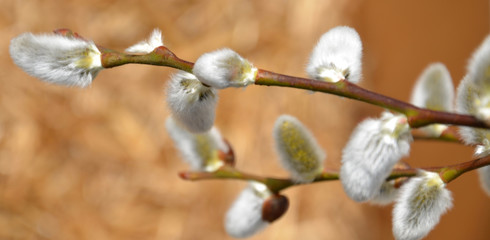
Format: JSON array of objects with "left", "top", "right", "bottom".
[
  {"left": 180, "top": 155, "right": 490, "bottom": 192},
  {"left": 97, "top": 45, "right": 490, "bottom": 130}
]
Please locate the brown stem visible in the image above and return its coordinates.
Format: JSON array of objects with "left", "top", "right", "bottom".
[
  {"left": 100, "top": 46, "right": 194, "bottom": 72},
  {"left": 255, "top": 69, "right": 488, "bottom": 129},
  {"left": 95, "top": 41, "right": 489, "bottom": 129},
  {"left": 181, "top": 155, "right": 490, "bottom": 192},
  {"left": 411, "top": 126, "right": 462, "bottom": 143}
]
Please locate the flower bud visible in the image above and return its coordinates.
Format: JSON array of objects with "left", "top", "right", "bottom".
[
  {"left": 392, "top": 170, "right": 453, "bottom": 240},
  {"left": 340, "top": 112, "right": 412, "bottom": 202},
  {"left": 225, "top": 182, "right": 271, "bottom": 238},
  {"left": 9, "top": 32, "right": 103, "bottom": 87},
  {"left": 193, "top": 48, "right": 257, "bottom": 89},
  {"left": 306, "top": 26, "right": 362, "bottom": 83},
  {"left": 457, "top": 35, "right": 490, "bottom": 125},
  {"left": 273, "top": 115, "right": 326, "bottom": 183},
  {"left": 410, "top": 63, "right": 454, "bottom": 137},
  {"left": 125, "top": 28, "right": 164, "bottom": 54},
  {"left": 166, "top": 71, "right": 217, "bottom": 133},
  {"left": 165, "top": 117, "right": 228, "bottom": 171}
]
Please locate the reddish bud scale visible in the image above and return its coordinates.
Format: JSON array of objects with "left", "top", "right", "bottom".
[
  {"left": 53, "top": 28, "right": 86, "bottom": 41},
  {"left": 262, "top": 194, "right": 289, "bottom": 222}
]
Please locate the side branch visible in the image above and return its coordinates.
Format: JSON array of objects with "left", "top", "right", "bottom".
[
  {"left": 100, "top": 46, "right": 194, "bottom": 73},
  {"left": 181, "top": 155, "right": 490, "bottom": 192}
]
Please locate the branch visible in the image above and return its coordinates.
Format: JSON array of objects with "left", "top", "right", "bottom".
[
  {"left": 96, "top": 42, "right": 490, "bottom": 130},
  {"left": 254, "top": 70, "right": 487, "bottom": 129},
  {"left": 180, "top": 155, "right": 490, "bottom": 192}
]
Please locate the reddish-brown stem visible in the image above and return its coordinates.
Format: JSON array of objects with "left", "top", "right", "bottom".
[
  {"left": 255, "top": 69, "right": 488, "bottom": 129},
  {"left": 59, "top": 29, "right": 490, "bottom": 130}
]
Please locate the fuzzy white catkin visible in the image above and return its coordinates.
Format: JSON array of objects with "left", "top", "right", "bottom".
[
  {"left": 193, "top": 48, "right": 257, "bottom": 89},
  {"left": 392, "top": 170, "right": 453, "bottom": 240},
  {"left": 411, "top": 63, "right": 454, "bottom": 111},
  {"left": 9, "top": 32, "right": 102, "bottom": 88},
  {"left": 455, "top": 35, "right": 490, "bottom": 165},
  {"left": 306, "top": 26, "right": 362, "bottom": 83},
  {"left": 340, "top": 112, "right": 412, "bottom": 202},
  {"left": 410, "top": 63, "right": 453, "bottom": 136},
  {"left": 457, "top": 35, "right": 490, "bottom": 125},
  {"left": 478, "top": 166, "right": 490, "bottom": 196},
  {"left": 125, "top": 28, "right": 164, "bottom": 54},
  {"left": 273, "top": 115, "right": 325, "bottom": 183},
  {"left": 456, "top": 75, "right": 489, "bottom": 145},
  {"left": 166, "top": 71, "right": 217, "bottom": 133},
  {"left": 165, "top": 117, "right": 228, "bottom": 171},
  {"left": 225, "top": 182, "right": 270, "bottom": 238}
]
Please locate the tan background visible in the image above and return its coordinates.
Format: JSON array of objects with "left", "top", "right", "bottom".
[{"left": 0, "top": 0, "right": 489, "bottom": 239}]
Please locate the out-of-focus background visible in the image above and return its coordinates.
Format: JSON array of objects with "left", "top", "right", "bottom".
[{"left": 1, "top": 0, "right": 489, "bottom": 239}]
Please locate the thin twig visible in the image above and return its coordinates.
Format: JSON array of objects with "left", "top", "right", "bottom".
[
  {"left": 411, "top": 126, "right": 462, "bottom": 143},
  {"left": 179, "top": 155, "right": 490, "bottom": 192}
]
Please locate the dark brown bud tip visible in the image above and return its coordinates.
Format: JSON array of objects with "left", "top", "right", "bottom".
[{"left": 262, "top": 194, "right": 289, "bottom": 223}]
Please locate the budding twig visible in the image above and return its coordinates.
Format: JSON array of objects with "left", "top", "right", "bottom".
[
  {"left": 97, "top": 43, "right": 490, "bottom": 130},
  {"left": 180, "top": 155, "right": 490, "bottom": 192},
  {"left": 100, "top": 46, "right": 194, "bottom": 73}
]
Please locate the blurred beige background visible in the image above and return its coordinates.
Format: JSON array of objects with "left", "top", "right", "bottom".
[{"left": 0, "top": 0, "right": 489, "bottom": 239}]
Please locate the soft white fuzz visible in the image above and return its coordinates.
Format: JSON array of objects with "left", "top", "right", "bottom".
[
  {"left": 410, "top": 63, "right": 454, "bottom": 136},
  {"left": 392, "top": 170, "right": 453, "bottom": 240},
  {"left": 456, "top": 35, "right": 490, "bottom": 168},
  {"left": 165, "top": 117, "right": 228, "bottom": 171},
  {"left": 477, "top": 166, "right": 490, "bottom": 196},
  {"left": 457, "top": 35, "right": 490, "bottom": 125},
  {"left": 10, "top": 32, "right": 102, "bottom": 87},
  {"left": 456, "top": 35, "right": 490, "bottom": 165},
  {"left": 273, "top": 115, "right": 326, "bottom": 183},
  {"left": 457, "top": 76, "right": 490, "bottom": 184},
  {"left": 225, "top": 182, "right": 271, "bottom": 238},
  {"left": 166, "top": 71, "right": 218, "bottom": 133},
  {"left": 340, "top": 112, "right": 412, "bottom": 202},
  {"left": 456, "top": 76, "right": 490, "bottom": 145},
  {"left": 125, "top": 28, "right": 164, "bottom": 54},
  {"left": 369, "top": 180, "right": 399, "bottom": 205},
  {"left": 193, "top": 48, "right": 257, "bottom": 89},
  {"left": 306, "top": 26, "right": 362, "bottom": 83}
]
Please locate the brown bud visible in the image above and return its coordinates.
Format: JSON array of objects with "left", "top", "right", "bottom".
[{"left": 262, "top": 194, "right": 289, "bottom": 222}]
